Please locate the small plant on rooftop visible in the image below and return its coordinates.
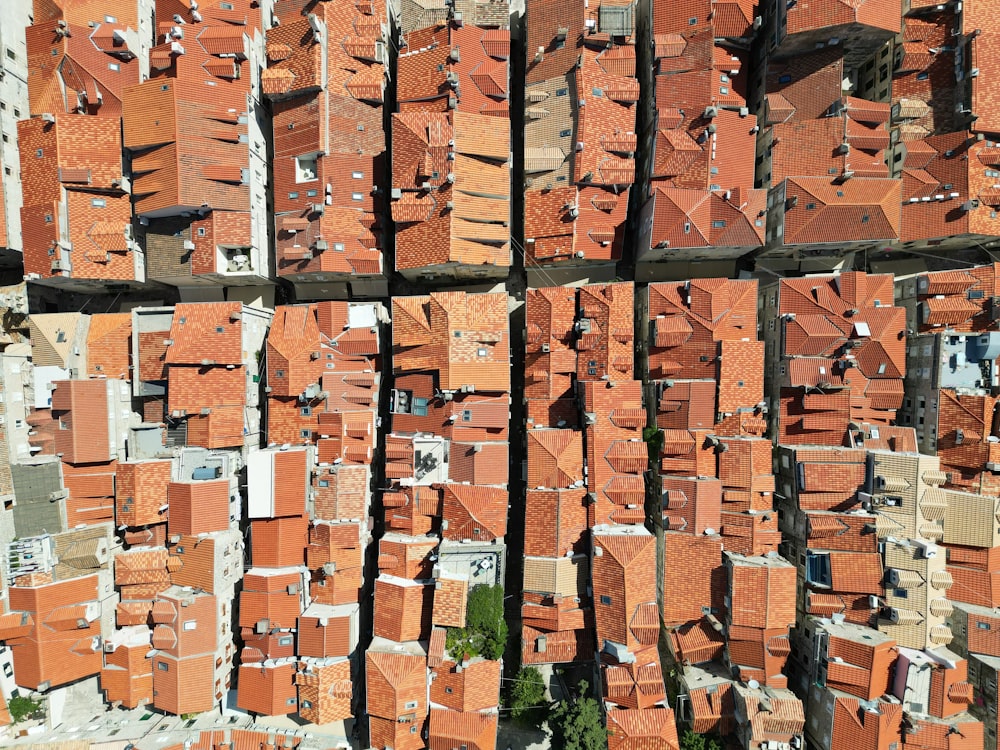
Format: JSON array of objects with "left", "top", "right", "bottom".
[
  {"left": 445, "top": 584, "right": 507, "bottom": 661},
  {"left": 8, "top": 694, "right": 43, "bottom": 723}
]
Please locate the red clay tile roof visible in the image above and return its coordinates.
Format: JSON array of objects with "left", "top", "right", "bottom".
[
  {"left": 86, "top": 313, "right": 132, "bottom": 380},
  {"left": 430, "top": 659, "right": 501, "bottom": 712},
  {"left": 366, "top": 649, "right": 428, "bottom": 721},
  {"left": 726, "top": 553, "right": 797, "bottom": 631},
  {"left": 392, "top": 291, "right": 510, "bottom": 393},
  {"left": 441, "top": 484, "right": 508, "bottom": 541},
  {"left": 668, "top": 618, "right": 725, "bottom": 666},
  {"left": 780, "top": 177, "right": 902, "bottom": 246},
  {"left": 603, "top": 658, "right": 667, "bottom": 710},
  {"left": 374, "top": 576, "right": 435, "bottom": 642},
  {"left": 592, "top": 528, "right": 659, "bottom": 656},
  {"left": 51, "top": 379, "right": 112, "bottom": 464},
  {"left": 165, "top": 303, "right": 243, "bottom": 366},
  {"left": 427, "top": 707, "right": 498, "bottom": 750}
]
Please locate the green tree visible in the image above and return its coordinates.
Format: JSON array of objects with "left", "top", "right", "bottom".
[
  {"left": 548, "top": 681, "right": 607, "bottom": 750},
  {"left": 681, "top": 731, "right": 706, "bottom": 750},
  {"left": 508, "top": 666, "right": 547, "bottom": 722},
  {"left": 8, "top": 695, "right": 43, "bottom": 723}
]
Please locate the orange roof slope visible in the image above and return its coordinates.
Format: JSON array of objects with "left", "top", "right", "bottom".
[
  {"left": 3, "top": 574, "right": 103, "bottom": 690},
  {"left": 592, "top": 528, "right": 659, "bottom": 658},
  {"left": 51, "top": 379, "right": 112, "bottom": 464},
  {"left": 18, "top": 115, "right": 137, "bottom": 282},
  {"left": 392, "top": 112, "right": 511, "bottom": 272},
  {"left": 392, "top": 291, "right": 510, "bottom": 393},
  {"left": 167, "top": 480, "right": 231, "bottom": 536}
]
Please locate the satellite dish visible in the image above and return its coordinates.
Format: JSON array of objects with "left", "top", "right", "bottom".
[{"left": 748, "top": 679, "right": 761, "bottom": 690}]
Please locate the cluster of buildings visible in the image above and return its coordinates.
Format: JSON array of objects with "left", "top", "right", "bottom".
[
  {"left": 521, "top": 282, "right": 680, "bottom": 747},
  {"left": 365, "top": 289, "right": 511, "bottom": 749},
  {"left": 2, "top": 0, "right": 1000, "bottom": 749},
  {"left": 521, "top": 0, "right": 638, "bottom": 283},
  {"left": 0, "top": 297, "right": 384, "bottom": 743},
  {"left": 638, "top": 267, "right": 1000, "bottom": 750}
]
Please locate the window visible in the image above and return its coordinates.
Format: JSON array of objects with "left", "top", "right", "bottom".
[
  {"left": 689, "top": 17, "right": 697, "bottom": 24},
  {"left": 462, "top": 410, "right": 472, "bottom": 422},
  {"left": 600, "top": 595, "right": 612, "bottom": 605},
  {"left": 286, "top": 698, "right": 297, "bottom": 706},
  {"left": 306, "top": 189, "right": 317, "bottom": 197},
  {"left": 978, "top": 621, "right": 992, "bottom": 630},
  {"left": 352, "top": 192, "right": 364, "bottom": 201},
  {"left": 861, "top": 215, "right": 870, "bottom": 224},
  {"left": 105, "top": 15, "right": 117, "bottom": 22},
  {"left": 917, "top": 72, "right": 928, "bottom": 81},
  {"left": 175, "top": 546, "right": 185, "bottom": 554},
  {"left": 778, "top": 74, "right": 792, "bottom": 84},
  {"left": 220, "top": 1, "right": 234, "bottom": 8},
  {"left": 334, "top": 242, "right": 345, "bottom": 252},
  {"left": 894, "top": 589, "right": 908, "bottom": 598},
  {"left": 588, "top": 360, "right": 598, "bottom": 376},
  {"left": 56, "top": 330, "right": 66, "bottom": 343},
  {"left": 296, "top": 155, "right": 318, "bottom": 183},
  {"left": 592, "top": 87, "right": 603, "bottom": 97},
  {"left": 90, "top": 198, "right": 107, "bottom": 208},
  {"left": 198, "top": 227, "right": 207, "bottom": 236},
  {"left": 404, "top": 700, "right": 418, "bottom": 710},
  {"left": 684, "top": 222, "right": 691, "bottom": 233},
  {"left": 5, "top": 49, "right": 14, "bottom": 61},
  {"left": 300, "top": 429, "right": 312, "bottom": 438},
  {"left": 559, "top": 129, "right": 572, "bottom": 137},
  {"left": 319, "top": 480, "right": 329, "bottom": 488},
  {"left": 157, "top": 662, "right": 169, "bottom": 671},
  {"left": 806, "top": 203, "right": 816, "bottom": 210},
  {"left": 288, "top": 192, "right": 299, "bottom": 200},
  {"left": 352, "top": 171, "right": 364, "bottom": 179},
  {"left": 712, "top": 220, "right": 726, "bottom": 228},
  {"left": 215, "top": 326, "right": 225, "bottom": 333},
  {"left": 556, "top": 88, "right": 568, "bottom": 96},
  {"left": 445, "top": 687, "right": 454, "bottom": 694},
  {"left": 36, "top": 149, "right": 43, "bottom": 158},
  {"left": 301, "top": 406, "right": 312, "bottom": 417},
  {"left": 477, "top": 348, "right": 487, "bottom": 357},
  {"left": 279, "top": 636, "right": 294, "bottom": 646},
  {"left": 183, "top": 620, "right": 197, "bottom": 631},
  {"left": 275, "top": 369, "right": 285, "bottom": 378}
]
